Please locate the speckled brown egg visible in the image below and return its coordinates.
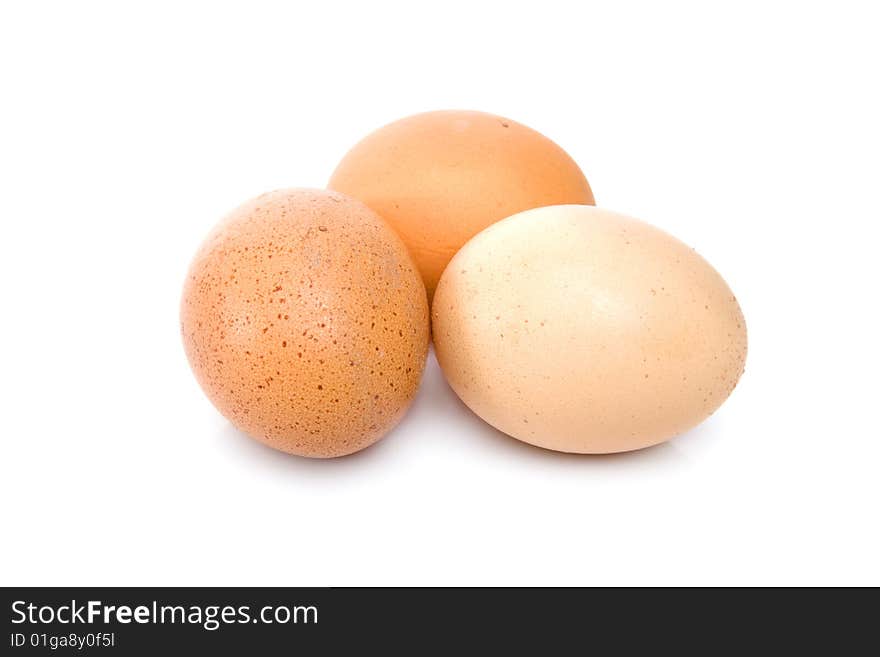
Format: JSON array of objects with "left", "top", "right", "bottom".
[
  {"left": 329, "top": 110, "right": 594, "bottom": 301},
  {"left": 432, "top": 205, "right": 747, "bottom": 454},
  {"left": 181, "top": 188, "right": 429, "bottom": 458}
]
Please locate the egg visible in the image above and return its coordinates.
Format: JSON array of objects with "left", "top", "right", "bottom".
[
  {"left": 180, "top": 189, "right": 429, "bottom": 458},
  {"left": 432, "top": 205, "right": 747, "bottom": 454},
  {"left": 328, "top": 110, "right": 594, "bottom": 300}
]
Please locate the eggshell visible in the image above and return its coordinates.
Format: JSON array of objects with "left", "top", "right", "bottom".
[
  {"left": 328, "top": 110, "right": 594, "bottom": 300},
  {"left": 432, "top": 205, "right": 747, "bottom": 454},
  {"left": 181, "top": 189, "right": 429, "bottom": 458}
]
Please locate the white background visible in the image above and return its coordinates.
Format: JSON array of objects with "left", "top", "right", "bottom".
[{"left": 1, "top": 1, "right": 878, "bottom": 586}]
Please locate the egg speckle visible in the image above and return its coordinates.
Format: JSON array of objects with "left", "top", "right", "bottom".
[
  {"left": 432, "top": 205, "right": 747, "bottom": 454},
  {"left": 181, "top": 188, "right": 429, "bottom": 457},
  {"left": 329, "top": 110, "right": 595, "bottom": 300}
]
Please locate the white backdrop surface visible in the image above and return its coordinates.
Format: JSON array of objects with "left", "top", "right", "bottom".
[{"left": 1, "top": 1, "right": 877, "bottom": 585}]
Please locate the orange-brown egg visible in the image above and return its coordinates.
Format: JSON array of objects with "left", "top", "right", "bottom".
[
  {"left": 329, "top": 110, "right": 594, "bottom": 300},
  {"left": 181, "top": 189, "right": 429, "bottom": 458}
]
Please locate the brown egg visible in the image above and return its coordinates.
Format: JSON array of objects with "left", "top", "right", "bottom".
[
  {"left": 181, "top": 189, "right": 429, "bottom": 458},
  {"left": 329, "top": 110, "right": 594, "bottom": 300},
  {"left": 432, "top": 205, "right": 747, "bottom": 454}
]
